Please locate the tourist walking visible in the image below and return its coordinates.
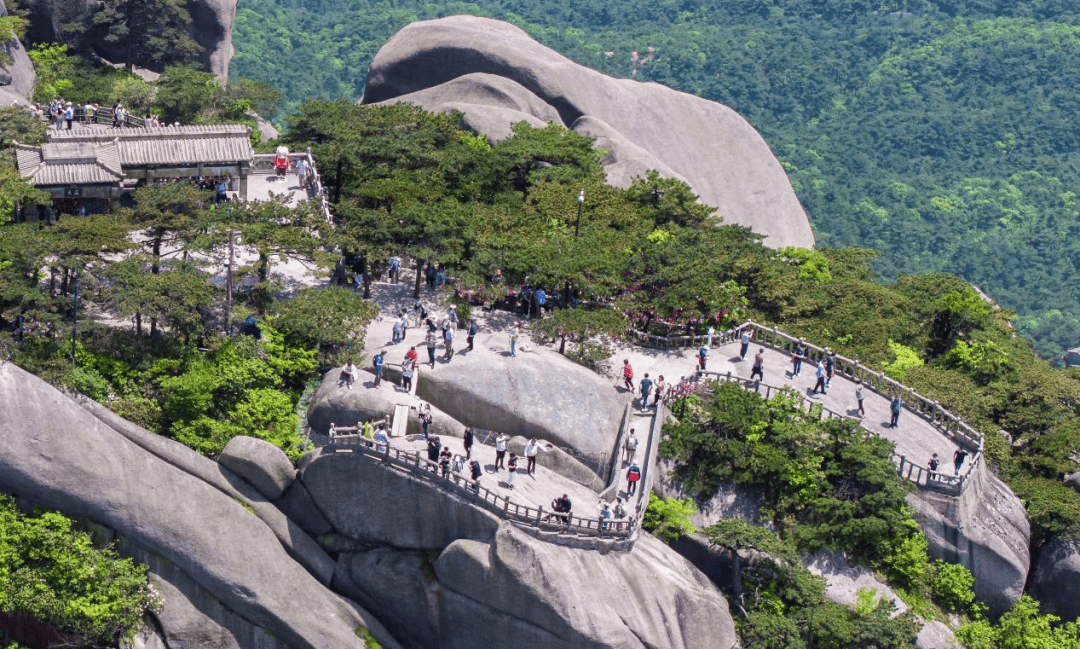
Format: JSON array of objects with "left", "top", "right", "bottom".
[
  {"left": 698, "top": 344, "right": 708, "bottom": 371},
  {"left": 825, "top": 351, "right": 836, "bottom": 388},
  {"left": 495, "top": 433, "right": 508, "bottom": 470},
  {"left": 855, "top": 382, "right": 865, "bottom": 417},
  {"left": 626, "top": 463, "right": 642, "bottom": 495},
  {"left": 372, "top": 351, "right": 384, "bottom": 387},
  {"left": 953, "top": 447, "right": 968, "bottom": 476},
  {"left": 463, "top": 427, "right": 474, "bottom": 459},
  {"left": 812, "top": 360, "right": 827, "bottom": 395},
  {"left": 622, "top": 359, "right": 634, "bottom": 391},
  {"left": 392, "top": 318, "right": 402, "bottom": 345},
  {"left": 443, "top": 326, "right": 454, "bottom": 360},
  {"left": 890, "top": 395, "right": 902, "bottom": 428},
  {"left": 419, "top": 404, "right": 432, "bottom": 439},
  {"left": 640, "top": 373, "right": 653, "bottom": 412},
  {"left": 425, "top": 329, "right": 437, "bottom": 368},
  {"left": 624, "top": 429, "right": 638, "bottom": 464},
  {"left": 750, "top": 348, "right": 765, "bottom": 381},
  {"left": 652, "top": 376, "right": 666, "bottom": 408},
  {"left": 401, "top": 354, "right": 415, "bottom": 392}
]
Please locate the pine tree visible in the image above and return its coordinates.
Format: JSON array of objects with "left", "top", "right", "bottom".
[{"left": 67, "top": 0, "right": 201, "bottom": 72}]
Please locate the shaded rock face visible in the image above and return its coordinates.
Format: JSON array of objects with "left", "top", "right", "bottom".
[
  {"left": 0, "top": 1, "right": 35, "bottom": 103},
  {"left": 334, "top": 527, "right": 739, "bottom": 649},
  {"left": 1029, "top": 536, "right": 1080, "bottom": 622},
  {"left": 218, "top": 435, "right": 296, "bottom": 500},
  {"left": 908, "top": 461, "right": 1031, "bottom": 616},
  {"left": 362, "top": 16, "right": 814, "bottom": 249},
  {"left": 1066, "top": 470, "right": 1080, "bottom": 493},
  {"left": 19, "top": 0, "right": 236, "bottom": 80},
  {"left": 300, "top": 446, "right": 501, "bottom": 548},
  {"left": 0, "top": 363, "right": 400, "bottom": 649}
]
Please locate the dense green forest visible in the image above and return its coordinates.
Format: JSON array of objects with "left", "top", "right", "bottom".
[{"left": 231, "top": 0, "right": 1080, "bottom": 360}]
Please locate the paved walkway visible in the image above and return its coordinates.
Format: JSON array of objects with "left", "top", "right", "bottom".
[{"left": 605, "top": 338, "right": 966, "bottom": 478}]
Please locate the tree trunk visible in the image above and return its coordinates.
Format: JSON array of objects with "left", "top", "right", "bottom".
[
  {"left": 730, "top": 549, "right": 747, "bottom": 618},
  {"left": 413, "top": 258, "right": 423, "bottom": 299},
  {"left": 125, "top": 0, "right": 135, "bottom": 72},
  {"left": 135, "top": 312, "right": 142, "bottom": 336}
]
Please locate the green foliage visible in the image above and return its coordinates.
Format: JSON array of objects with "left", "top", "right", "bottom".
[
  {"left": 779, "top": 247, "right": 832, "bottom": 284},
  {"left": 66, "top": 0, "right": 201, "bottom": 71},
  {"left": 957, "top": 595, "right": 1080, "bottom": 649},
  {"left": 353, "top": 626, "right": 384, "bottom": 649},
  {"left": 881, "top": 340, "right": 925, "bottom": 383},
  {"left": 0, "top": 106, "right": 46, "bottom": 149},
  {"left": 642, "top": 493, "right": 697, "bottom": 542},
  {"left": 929, "top": 560, "right": 980, "bottom": 615},
  {"left": 269, "top": 286, "right": 377, "bottom": 367},
  {"left": 0, "top": 495, "right": 160, "bottom": 645}
]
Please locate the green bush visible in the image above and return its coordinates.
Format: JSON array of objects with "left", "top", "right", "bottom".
[
  {"left": 929, "top": 560, "right": 979, "bottom": 614},
  {"left": 643, "top": 494, "right": 697, "bottom": 542},
  {"left": 0, "top": 495, "right": 161, "bottom": 645}
]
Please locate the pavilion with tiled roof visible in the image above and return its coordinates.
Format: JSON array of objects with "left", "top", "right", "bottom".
[{"left": 14, "top": 125, "right": 256, "bottom": 217}]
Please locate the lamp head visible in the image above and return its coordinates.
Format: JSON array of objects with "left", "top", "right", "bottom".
[{"left": 578, "top": 189, "right": 585, "bottom": 204}]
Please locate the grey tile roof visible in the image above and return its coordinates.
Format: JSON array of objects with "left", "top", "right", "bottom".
[
  {"left": 45, "top": 124, "right": 254, "bottom": 166},
  {"left": 15, "top": 140, "right": 124, "bottom": 186}
]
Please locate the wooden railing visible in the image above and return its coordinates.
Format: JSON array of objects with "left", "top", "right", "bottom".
[{"left": 324, "top": 430, "right": 636, "bottom": 542}]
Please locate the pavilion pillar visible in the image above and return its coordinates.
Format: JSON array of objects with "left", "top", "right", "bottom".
[{"left": 239, "top": 162, "right": 250, "bottom": 201}]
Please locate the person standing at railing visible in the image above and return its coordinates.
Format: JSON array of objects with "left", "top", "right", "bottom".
[
  {"left": 953, "top": 447, "right": 968, "bottom": 476},
  {"left": 296, "top": 156, "right": 308, "bottom": 190},
  {"left": 889, "top": 394, "right": 902, "bottom": 428},
  {"left": 652, "top": 376, "right": 666, "bottom": 408},
  {"left": 63, "top": 103, "right": 74, "bottom": 130},
  {"left": 855, "top": 382, "right": 866, "bottom": 417},
  {"left": 750, "top": 349, "right": 765, "bottom": 382},
  {"left": 792, "top": 338, "right": 806, "bottom": 376},
  {"left": 698, "top": 344, "right": 708, "bottom": 371},
  {"left": 598, "top": 500, "right": 612, "bottom": 531},
  {"left": 470, "top": 460, "right": 483, "bottom": 488},
  {"left": 928, "top": 453, "right": 940, "bottom": 479}
]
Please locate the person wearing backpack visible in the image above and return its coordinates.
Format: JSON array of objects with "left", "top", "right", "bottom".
[
  {"left": 698, "top": 344, "right": 708, "bottom": 371},
  {"left": 640, "top": 373, "right": 653, "bottom": 413},
  {"left": 626, "top": 463, "right": 642, "bottom": 495}
]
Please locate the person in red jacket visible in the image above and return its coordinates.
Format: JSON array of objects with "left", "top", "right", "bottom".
[{"left": 622, "top": 359, "right": 634, "bottom": 391}]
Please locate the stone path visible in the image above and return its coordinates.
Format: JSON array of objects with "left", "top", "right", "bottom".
[{"left": 605, "top": 337, "right": 967, "bottom": 479}]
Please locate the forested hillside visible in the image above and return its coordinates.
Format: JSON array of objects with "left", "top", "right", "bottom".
[{"left": 231, "top": 0, "right": 1080, "bottom": 360}]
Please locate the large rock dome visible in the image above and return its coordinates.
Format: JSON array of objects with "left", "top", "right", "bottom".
[{"left": 361, "top": 16, "right": 815, "bottom": 249}]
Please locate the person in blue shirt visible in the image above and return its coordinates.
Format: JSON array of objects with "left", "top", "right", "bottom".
[
  {"left": 698, "top": 344, "right": 708, "bottom": 371},
  {"left": 890, "top": 395, "right": 902, "bottom": 428},
  {"left": 640, "top": 373, "right": 653, "bottom": 412},
  {"left": 372, "top": 352, "right": 385, "bottom": 387},
  {"left": 535, "top": 288, "right": 546, "bottom": 318}
]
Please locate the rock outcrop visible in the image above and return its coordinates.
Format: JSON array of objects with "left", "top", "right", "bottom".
[
  {"left": 907, "top": 461, "right": 1031, "bottom": 616},
  {"left": 18, "top": 0, "right": 236, "bottom": 80},
  {"left": 0, "top": 1, "right": 35, "bottom": 104},
  {"left": 0, "top": 362, "right": 400, "bottom": 649},
  {"left": 334, "top": 527, "right": 739, "bottom": 649},
  {"left": 1029, "top": 536, "right": 1080, "bottom": 622},
  {"left": 362, "top": 16, "right": 815, "bottom": 249},
  {"left": 218, "top": 435, "right": 296, "bottom": 500},
  {"left": 1065, "top": 470, "right": 1080, "bottom": 493}
]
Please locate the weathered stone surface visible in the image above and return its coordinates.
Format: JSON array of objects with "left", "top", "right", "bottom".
[
  {"left": 654, "top": 459, "right": 767, "bottom": 528},
  {"left": 1065, "top": 470, "right": 1080, "bottom": 493},
  {"left": 363, "top": 15, "right": 814, "bottom": 249},
  {"left": 333, "top": 527, "right": 737, "bottom": 649},
  {"left": 1029, "top": 536, "right": 1080, "bottom": 622},
  {"left": 253, "top": 112, "right": 278, "bottom": 143},
  {"left": 300, "top": 446, "right": 501, "bottom": 548},
  {"left": 74, "top": 394, "right": 335, "bottom": 587},
  {"left": 916, "top": 620, "right": 959, "bottom": 649},
  {"left": 0, "top": 363, "right": 400, "bottom": 649},
  {"left": 218, "top": 435, "right": 296, "bottom": 500},
  {"left": 507, "top": 434, "right": 604, "bottom": 492},
  {"left": 307, "top": 366, "right": 467, "bottom": 439},
  {"left": 19, "top": 0, "right": 236, "bottom": 80},
  {"left": 273, "top": 479, "right": 333, "bottom": 537},
  {"left": 413, "top": 343, "right": 626, "bottom": 463},
  {"left": 0, "top": 1, "right": 35, "bottom": 101},
  {"left": 908, "top": 461, "right": 1030, "bottom": 616},
  {"left": 804, "top": 549, "right": 907, "bottom": 616}
]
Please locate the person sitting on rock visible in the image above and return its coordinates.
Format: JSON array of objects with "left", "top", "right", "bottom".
[{"left": 340, "top": 361, "right": 356, "bottom": 389}]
